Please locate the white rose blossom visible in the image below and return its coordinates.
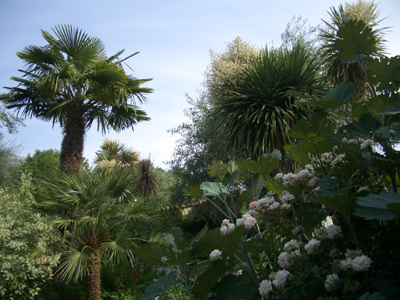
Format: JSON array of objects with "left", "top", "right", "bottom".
[
  {"left": 305, "top": 239, "right": 321, "bottom": 255},
  {"left": 324, "top": 273, "right": 339, "bottom": 292},
  {"left": 351, "top": 255, "right": 372, "bottom": 272},
  {"left": 272, "top": 270, "right": 291, "bottom": 289},
  {"left": 259, "top": 280, "right": 273, "bottom": 298},
  {"left": 326, "top": 224, "right": 342, "bottom": 239},
  {"left": 219, "top": 219, "right": 235, "bottom": 235},
  {"left": 209, "top": 249, "right": 222, "bottom": 261}
]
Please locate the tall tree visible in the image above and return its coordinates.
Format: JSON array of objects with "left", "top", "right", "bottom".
[{"left": 1, "top": 25, "right": 152, "bottom": 172}]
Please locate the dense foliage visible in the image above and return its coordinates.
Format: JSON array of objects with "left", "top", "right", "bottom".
[{"left": 0, "top": 176, "right": 62, "bottom": 299}]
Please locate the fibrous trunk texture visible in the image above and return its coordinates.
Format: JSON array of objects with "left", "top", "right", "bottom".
[
  {"left": 60, "top": 109, "right": 85, "bottom": 173},
  {"left": 85, "top": 249, "right": 101, "bottom": 300}
]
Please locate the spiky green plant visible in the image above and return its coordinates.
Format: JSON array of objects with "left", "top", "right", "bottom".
[
  {"left": 212, "top": 42, "right": 324, "bottom": 160},
  {"left": 320, "top": 0, "right": 386, "bottom": 97}
]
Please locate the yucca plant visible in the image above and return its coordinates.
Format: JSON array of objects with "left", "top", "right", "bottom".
[
  {"left": 46, "top": 168, "right": 154, "bottom": 300},
  {"left": 212, "top": 41, "right": 324, "bottom": 160}
]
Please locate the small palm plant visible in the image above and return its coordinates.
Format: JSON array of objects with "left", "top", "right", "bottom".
[
  {"left": 94, "top": 139, "right": 140, "bottom": 170},
  {"left": 47, "top": 168, "right": 153, "bottom": 300}
]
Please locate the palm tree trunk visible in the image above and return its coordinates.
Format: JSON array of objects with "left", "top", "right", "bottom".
[
  {"left": 60, "top": 109, "right": 85, "bottom": 173},
  {"left": 86, "top": 249, "right": 101, "bottom": 300}
]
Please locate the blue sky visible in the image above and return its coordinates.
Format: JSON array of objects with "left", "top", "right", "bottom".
[{"left": 1, "top": 0, "right": 399, "bottom": 169}]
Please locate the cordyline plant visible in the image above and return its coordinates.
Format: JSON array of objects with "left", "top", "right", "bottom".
[{"left": 136, "top": 6, "right": 400, "bottom": 300}]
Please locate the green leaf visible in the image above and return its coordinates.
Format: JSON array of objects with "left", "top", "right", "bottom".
[
  {"left": 192, "top": 226, "right": 246, "bottom": 257},
  {"left": 209, "top": 274, "right": 254, "bottom": 300},
  {"left": 239, "top": 173, "right": 265, "bottom": 202},
  {"left": 358, "top": 292, "right": 387, "bottom": 300},
  {"left": 356, "top": 192, "right": 400, "bottom": 220},
  {"left": 370, "top": 56, "right": 400, "bottom": 93},
  {"left": 325, "top": 82, "right": 357, "bottom": 105},
  {"left": 341, "top": 113, "right": 381, "bottom": 138},
  {"left": 380, "top": 101, "right": 400, "bottom": 116},
  {"left": 335, "top": 20, "right": 378, "bottom": 62},
  {"left": 236, "top": 150, "right": 281, "bottom": 177},
  {"left": 316, "top": 195, "right": 355, "bottom": 213},
  {"left": 135, "top": 243, "right": 169, "bottom": 265},
  {"left": 183, "top": 185, "right": 203, "bottom": 197},
  {"left": 318, "top": 176, "right": 345, "bottom": 197},
  {"left": 207, "top": 160, "right": 227, "bottom": 178},
  {"left": 138, "top": 272, "right": 177, "bottom": 300},
  {"left": 200, "top": 182, "right": 228, "bottom": 197},
  {"left": 192, "top": 259, "right": 237, "bottom": 300}
]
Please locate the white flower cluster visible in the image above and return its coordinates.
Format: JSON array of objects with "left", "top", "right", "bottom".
[
  {"left": 341, "top": 137, "right": 365, "bottom": 146},
  {"left": 271, "top": 269, "right": 291, "bottom": 289},
  {"left": 209, "top": 249, "right": 222, "bottom": 261},
  {"left": 236, "top": 212, "right": 257, "bottom": 230},
  {"left": 219, "top": 219, "right": 235, "bottom": 236},
  {"left": 278, "top": 240, "right": 301, "bottom": 269},
  {"left": 331, "top": 153, "right": 346, "bottom": 168},
  {"left": 313, "top": 224, "right": 342, "bottom": 240},
  {"left": 256, "top": 196, "right": 281, "bottom": 212},
  {"left": 340, "top": 252, "right": 372, "bottom": 272},
  {"left": 324, "top": 273, "right": 339, "bottom": 292},
  {"left": 326, "top": 224, "right": 342, "bottom": 239},
  {"left": 360, "top": 139, "right": 374, "bottom": 150},
  {"left": 304, "top": 239, "right": 321, "bottom": 255},
  {"left": 259, "top": 279, "right": 273, "bottom": 298},
  {"left": 276, "top": 167, "right": 318, "bottom": 188},
  {"left": 279, "top": 191, "right": 295, "bottom": 203}
]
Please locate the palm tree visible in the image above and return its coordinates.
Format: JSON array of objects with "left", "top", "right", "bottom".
[
  {"left": 1, "top": 25, "right": 152, "bottom": 172},
  {"left": 211, "top": 41, "right": 324, "bottom": 160},
  {"left": 319, "top": 0, "right": 385, "bottom": 97},
  {"left": 47, "top": 168, "right": 153, "bottom": 300},
  {"left": 94, "top": 139, "right": 140, "bottom": 170}
]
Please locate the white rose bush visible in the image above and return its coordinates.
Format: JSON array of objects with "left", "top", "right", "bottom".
[{"left": 136, "top": 2, "right": 400, "bottom": 299}]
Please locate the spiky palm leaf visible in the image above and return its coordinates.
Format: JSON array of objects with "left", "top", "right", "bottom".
[
  {"left": 212, "top": 42, "right": 324, "bottom": 159},
  {"left": 46, "top": 168, "right": 154, "bottom": 294},
  {"left": 1, "top": 25, "right": 152, "bottom": 170}
]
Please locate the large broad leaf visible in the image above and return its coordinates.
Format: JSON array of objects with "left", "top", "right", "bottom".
[
  {"left": 356, "top": 192, "right": 400, "bottom": 220},
  {"left": 183, "top": 185, "right": 203, "bottom": 197},
  {"left": 341, "top": 113, "right": 381, "bottom": 138},
  {"left": 369, "top": 56, "right": 400, "bottom": 93},
  {"left": 379, "top": 100, "right": 400, "bottom": 116},
  {"left": 192, "top": 259, "right": 237, "bottom": 300},
  {"left": 135, "top": 243, "right": 169, "bottom": 265},
  {"left": 200, "top": 182, "right": 228, "bottom": 197},
  {"left": 316, "top": 176, "right": 355, "bottom": 213},
  {"left": 207, "top": 160, "right": 227, "bottom": 178},
  {"left": 325, "top": 82, "right": 357, "bottom": 106},
  {"left": 192, "top": 226, "right": 246, "bottom": 258},
  {"left": 209, "top": 274, "right": 254, "bottom": 300},
  {"left": 236, "top": 150, "right": 281, "bottom": 177},
  {"left": 239, "top": 173, "right": 265, "bottom": 202},
  {"left": 335, "top": 20, "right": 378, "bottom": 62},
  {"left": 138, "top": 272, "right": 177, "bottom": 300}
]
